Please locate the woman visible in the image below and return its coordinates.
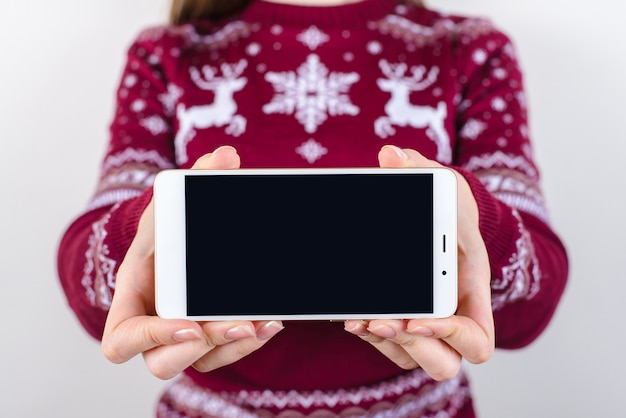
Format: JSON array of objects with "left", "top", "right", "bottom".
[{"left": 57, "top": 0, "right": 569, "bottom": 416}]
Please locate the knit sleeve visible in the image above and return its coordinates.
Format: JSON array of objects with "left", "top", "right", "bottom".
[
  {"left": 56, "top": 26, "right": 178, "bottom": 340},
  {"left": 450, "top": 20, "right": 569, "bottom": 349}
]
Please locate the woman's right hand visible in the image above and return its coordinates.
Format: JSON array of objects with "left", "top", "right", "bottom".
[{"left": 101, "top": 146, "right": 284, "bottom": 380}]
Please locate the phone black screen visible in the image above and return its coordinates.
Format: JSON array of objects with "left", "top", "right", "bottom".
[{"left": 184, "top": 173, "right": 433, "bottom": 316}]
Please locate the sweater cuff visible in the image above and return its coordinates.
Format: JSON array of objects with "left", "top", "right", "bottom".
[
  {"left": 452, "top": 167, "right": 516, "bottom": 264},
  {"left": 106, "top": 188, "right": 154, "bottom": 262}
]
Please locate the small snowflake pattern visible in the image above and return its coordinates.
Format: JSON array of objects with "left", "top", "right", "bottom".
[
  {"left": 140, "top": 115, "right": 169, "bottom": 136},
  {"left": 296, "top": 139, "right": 328, "bottom": 164},
  {"left": 263, "top": 54, "right": 360, "bottom": 133},
  {"left": 297, "top": 26, "right": 330, "bottom": 50},
  {"left": 367, "top": 41, "right": 383, "bottom": 55},
  {"left": 459, "top": 118, "right": 487, "bottom": 140}
]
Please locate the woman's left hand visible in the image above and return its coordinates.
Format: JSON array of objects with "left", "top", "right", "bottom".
[{"left": 344, "top": 145, "right": 495, "bottom": 382}]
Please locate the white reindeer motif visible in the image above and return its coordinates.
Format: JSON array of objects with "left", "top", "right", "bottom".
[
  {"left": 375, "top": 60, "right": 451, "bottom": 163},
  {"left": 175, "top": 59, "right": 248, "bottom": 164}
]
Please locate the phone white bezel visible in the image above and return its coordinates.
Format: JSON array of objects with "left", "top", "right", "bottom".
[{"left": 154, "top": 167, "right": 457, "bottom": 321}]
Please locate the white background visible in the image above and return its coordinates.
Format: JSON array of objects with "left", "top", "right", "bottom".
[{"left": 1, "top": 1, "right": 623, "bottom": 417}]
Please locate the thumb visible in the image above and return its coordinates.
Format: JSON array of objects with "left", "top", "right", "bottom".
[
  {"left": 378, "top": 145, "right": 440, "bottom": 168},
  {"left": 191, "top": 145, "right": 241, "bottom": 170},
  {"left": 102, "top": 316, "right": 203, "bottom": 364}
]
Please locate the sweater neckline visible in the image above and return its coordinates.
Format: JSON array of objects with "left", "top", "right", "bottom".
[{"left": 240, "top": 0, "right": 403, "bottom": 28}]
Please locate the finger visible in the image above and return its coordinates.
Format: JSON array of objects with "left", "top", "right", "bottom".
[
  {"left": 102, "top": 314, "right": 203, "bottom": 365},
  {"left": 141, "top": 321, "right": 274, "bottom": 379},
  {"left": 102, "top": 235, "right": 204, "bottom": 365},
  {"left": 191, "top": 321, "right": 284, "bottom": 373},
  {"left": 406, "top": 314, "right": 494, "bottom": 367},
  {"left": 143, "top": 339, "right": 209, "bottom": 380},
  {"left": 378, "top": 145, "right": 440, "bottom": 168},
  {"left": 191, "top": 145, "right": 241, "bottom": 170},
  {"left": 401, "top": 248, "right": 494, "bottom": 370},
  {"left": 102, "top": 238, "right": 167, "bottom": 363},
  {"left": 367, "top": 320, "right": 462, "bottom": 380},
  {"left": 344, "top": 320, "right": 370, "bottom": 337},
  {"left": 345, "top": 320, "right": 420, "bottom": 370}
]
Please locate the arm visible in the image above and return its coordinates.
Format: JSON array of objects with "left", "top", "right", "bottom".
[
  {"left": 57, "top": 195, "right": 153, "bottom": 340},
  {"left": 57, "top": 27, "right": 177, "bottom": 340},
  {"left": 343, "top": 21, "right": 568, "bottom": 379},
  {"left": 452, "top": 23, "right": 569, "bottom": 348},
  {"left": 58, "top": 28, "right": 284, "bottom": 378}
]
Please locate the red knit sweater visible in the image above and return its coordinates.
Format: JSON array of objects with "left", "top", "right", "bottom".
[{"left": 57, "top": 1, "right": 568, "bottom": 416}]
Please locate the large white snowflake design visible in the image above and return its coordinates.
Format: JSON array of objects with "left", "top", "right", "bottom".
[{"left": 262, "top": 54, "right": 360, "bottom": 133}]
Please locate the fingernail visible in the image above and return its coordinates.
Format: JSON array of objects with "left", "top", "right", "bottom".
[
  {"left": 408, "top": 326, "right": 434, "bottom": 337},
  {"left": 390, "top": 145, "right": 409, "bottom": 160},
  {"left": 224, "top": 325, "right": 256, "bottom": 341},
  {"left": 173, "top": 328, "right": 202, "bottom": 342},
  {"left": 257, "top": 321, "right": 284, "bottom": 341},
  {"left": 345, "top": 321, "right": 370, "bottom": 337},
  {"left": 213, "top": 145, "right": 235, "bottom": 154},
  {"left": 369, "top": 325, "right": 396, "bottom": 339}
]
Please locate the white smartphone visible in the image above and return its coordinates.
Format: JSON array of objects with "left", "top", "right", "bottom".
[{"left": 153, "top": 168, "right": 458, "bottom": 321}]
